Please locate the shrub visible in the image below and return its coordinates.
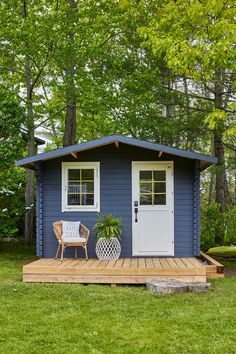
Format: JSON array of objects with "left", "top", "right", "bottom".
[
  {"left": 200, "top": 203, "right": 224, "bottom": 251},
  {"left": 224, "top": 206, "right": 236, "bottom": 246}
]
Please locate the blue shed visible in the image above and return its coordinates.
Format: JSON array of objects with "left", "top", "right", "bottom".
[{"left": 16, "top": 135, "right": 217, "bottom": 260}]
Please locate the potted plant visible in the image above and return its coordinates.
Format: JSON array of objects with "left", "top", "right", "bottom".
[{"left": 94, "top": 213, "right": 123, "bottom": 260}]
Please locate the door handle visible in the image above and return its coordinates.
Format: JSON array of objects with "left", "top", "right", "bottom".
[{"left": 134, "top": 201, "right": 138, "bottom": 222}]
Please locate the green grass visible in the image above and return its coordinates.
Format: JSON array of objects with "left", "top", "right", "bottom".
[{"left": 0, "top": 242, "right": 236, "bottom": 354}]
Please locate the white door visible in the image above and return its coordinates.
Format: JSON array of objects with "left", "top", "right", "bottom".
[{"left": 132, "top": 161, "right": 174, "bottom": 256}]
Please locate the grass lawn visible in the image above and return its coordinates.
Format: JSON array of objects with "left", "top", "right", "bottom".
[{"left": 0, "top": 242, "right": 236, "bottom": 354}]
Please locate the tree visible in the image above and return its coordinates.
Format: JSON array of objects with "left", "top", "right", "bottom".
[
  {"left": 133, "top": 0, "right": 236, "bottom": 216},
  {"left": 0, "top": 0, "right": 55, "bottom": 244},
  {"left": 0, "top": 89, "right": 26, "bottom": 238}
]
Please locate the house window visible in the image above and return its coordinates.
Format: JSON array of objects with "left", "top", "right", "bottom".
[
  {"left": 62, "top": 162, "right": 100, "bottom": 212},
  {"left": 139, "top": 170, "right": 166, "bottom": 205}
]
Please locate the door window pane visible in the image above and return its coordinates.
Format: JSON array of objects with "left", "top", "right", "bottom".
[
  {"left": 140, "top": 194, "right": 152, "bottom": 205},
  {"left": 154, "top": 170, "right": 166, "bottom": 181},
  {"left": 154, "top": 194, "right": 166, "bottom": 205},
  {"left": 140, "top": 182, "right": 152, "bottom": 193},
  {"left": 154, "top": 182, "right": 166, "bottom": 193},
  {"left": 140, "top": 171, "right": 152, "bottom": 181},
  {"left": 139, "top": 169, "right": 166, "bottom": 206}
]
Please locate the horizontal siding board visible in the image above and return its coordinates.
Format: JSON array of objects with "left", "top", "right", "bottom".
[{"left": 40, "top": 144, "right": 195, "bottom": 258}]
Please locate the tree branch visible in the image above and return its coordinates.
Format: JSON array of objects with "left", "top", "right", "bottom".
[
  {"left": 164, "top": 85, "right": 215, "bottom": 102},
  {"left": 33, "top": 106, "right": 67, "bottom": 130},
  {"left": 0, "top": 84, "right": 27, "bottom": 104}
]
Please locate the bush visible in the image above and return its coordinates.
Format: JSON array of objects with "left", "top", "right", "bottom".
[
  {"left": 224, "top": 206, "right": 236, "bottom": 246},
  {"left": 200, "top": 203, "right": 224, "bottom": 251},
  {"left": 0, "top": 167, "right": 26, "bottom": 239}
]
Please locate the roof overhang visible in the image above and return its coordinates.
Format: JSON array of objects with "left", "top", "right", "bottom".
[{"left": 16, "top": 134, "right": 217, "bottom": 171}]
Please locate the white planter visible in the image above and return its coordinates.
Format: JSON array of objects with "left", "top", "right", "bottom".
[{"left": 95, "top": 237, "right": 121, "bottom": 260}]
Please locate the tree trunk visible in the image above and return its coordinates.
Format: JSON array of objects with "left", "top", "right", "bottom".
[
  {"left": 208, "top": 169, "right": 215, "bottom": 204},
  {"left": 213, "top": 70, "right": 225, "bottom": 214},
  {"left": 24, "top": 134, "right": 36, "bottom": 246},
  {"left": 235, "top": 171, "right": 236, "bottom": 205},
  {"left": 23, "top": 0, "right": 35, "bottom": 246},
  {"left": 224, "top": 173, "right": 232, "bottom": 207},
  {"left": 63, "top": 0, "right": 77, "bottom": 147},
  {"left": 213, "top": 70, "right": 225, "bottom": 244},
  {"left": 208, "top": 133, "right": 215, "bottom": 204}
]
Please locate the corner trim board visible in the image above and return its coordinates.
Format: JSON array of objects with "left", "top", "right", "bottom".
[
  {"left": 36, "top": 164, "right": 43, "bottom": 257},
  {"left": 193, "top": 160, "right": 200, "bottom": 256}
]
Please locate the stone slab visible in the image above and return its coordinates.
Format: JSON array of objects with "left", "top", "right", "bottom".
[{"left": 146, "top": 279, "right": 211, "bottom": 294}]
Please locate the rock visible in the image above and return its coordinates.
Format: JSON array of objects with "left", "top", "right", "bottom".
[
  {"left": 187, "top": 282, "right": 211, "bottom": 292},
  {"left": 146, "top": 279, "right": 188, "bottom": 294},
  {"left": 146, "top": 279, "right": 211, "bottom": 294}
]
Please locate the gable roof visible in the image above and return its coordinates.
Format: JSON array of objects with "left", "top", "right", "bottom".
[{"left": 16, "top": 134, "right": 217, "bottom": 171}]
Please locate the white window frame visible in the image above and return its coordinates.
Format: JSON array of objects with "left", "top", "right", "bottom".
[{"left": 61, "top": 162, "right": 100, "bottom": 212}]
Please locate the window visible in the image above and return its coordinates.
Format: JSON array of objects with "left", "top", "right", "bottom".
[
  {"left": 62, "top": 162, "right": 100, "bottom": 211},
  {"left": 139, "top": 170, "right": 166, "bottom": 205}
]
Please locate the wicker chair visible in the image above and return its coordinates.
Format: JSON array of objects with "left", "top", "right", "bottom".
[{"left": 53, "top": 221, "right": 90, "bottom": 262}]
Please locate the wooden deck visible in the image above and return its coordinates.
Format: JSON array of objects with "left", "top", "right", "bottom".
[
  {"left": 200, "top": 251, "right": 224, "bottom": 279},
  {"left": 23, "top": 257, "right": 207, "bottom": 284}
]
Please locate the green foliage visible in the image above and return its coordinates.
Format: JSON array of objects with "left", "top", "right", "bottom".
[
  {"left": 205, "top": 109, "right": 227, "bottom": 130},
  {"left": 138, "top": 0, "right": 236, "bottom": 80},
  {"left": 0, "top": 89, "right": 26, "bottom": 238},
  {"left": 201, "top": 204, "right": 236, "bottom": 250},
  {"left": 93, "top": 213, "right": 123, "bottom": 241},
  {"left": 200, "top": 203, "right": 224, "bottom": 250},
  {"left": 224, "top": 207, "right": 236, "bottom": 245}
]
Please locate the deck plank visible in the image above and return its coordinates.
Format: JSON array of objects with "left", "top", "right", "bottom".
[
  {"left": 138, "top": 258, "right": 146, "bottom": 268},
  {"left": 114, "top": 258, "right": 124, "bottom": 268},
  {"left": 146, "top": 258, "right": 154, "bottom": 268},
  {"left": 153, "top": 258, "right": 162, "bottom": 268},
  {"left": 106, "top": 259, "right": 118, "bottom": 268},
  {"left": 159, "top": 258, "right": 170, "bottom": 268},
  {"left": 166, "top": 258, "right": 178, "bottom": 268},
  {"left": 123, "top": 258, "right": 131, "bottom": 268},
  {"left": 130, "top": 258, "right": 138, "bottom": 268},
  {"left": 173, "top": 258, "right": 187, "bottom": 268},
  {"left": 180, "top": 258, "right": 195, "bottom": 268}
]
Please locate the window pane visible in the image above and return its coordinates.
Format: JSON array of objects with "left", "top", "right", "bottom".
[
  {"left": 68, "top": 186, "right": 81, "bottom": 205},
  {"left": 81, "top": 194, "right": 94, "bottom": 205},
  {"left": 140, "top": 182, "right": 152, "bottom": 193},
  {"left": 82, "top": 182, "right": 94, "bottom": 193},
  {"left": 154, "top": 170, "right": 166, "bottom": 181},
  {"left": 67, "top": 168, "right": 95, "bottom": 206},
  {"left": 154, "top": 182, "right": 166, "bottom": 193},
  {"left": 154, "top": 194, "right": 166, "bottom": 205},
  {"left": 140, "top": 194, "right": 152, "bottom": 205},
  {"left": 82, "top": 169, "right": 94, "bottom": 181},
  {"left": 140, "top": 171, "right": 152, "bottom": 181},
  {"left": 68, "top": 169, "right": 80, "bottom": 180}
]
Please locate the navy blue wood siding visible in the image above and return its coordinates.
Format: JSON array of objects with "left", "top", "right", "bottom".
[{"left": 37, "top": 143, "right": 195, "bottom": 258}]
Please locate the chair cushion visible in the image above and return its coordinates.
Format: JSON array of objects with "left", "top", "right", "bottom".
[
  {"left": 61, "top": 221, "right": 80, "bottom": 241},
  {"left": 59, "top": 237, "right": 87, "bottom": 244}
]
